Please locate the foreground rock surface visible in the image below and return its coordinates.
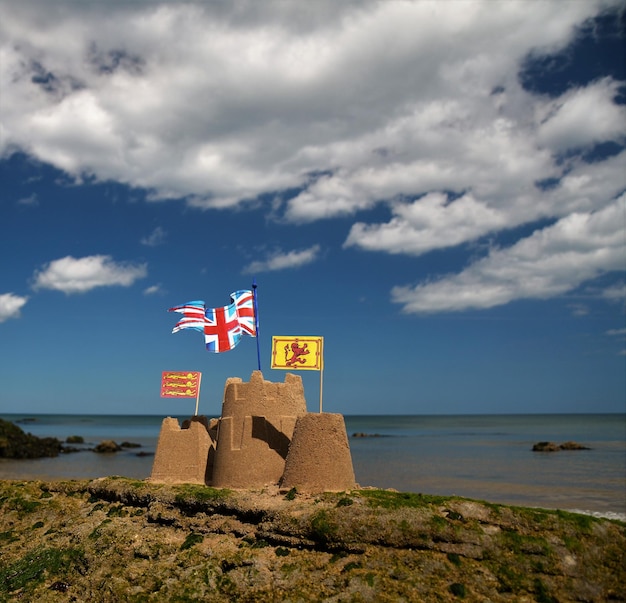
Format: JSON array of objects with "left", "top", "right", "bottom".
[{"left": 0, "top": 478, "right": 624, "bottom": 602}]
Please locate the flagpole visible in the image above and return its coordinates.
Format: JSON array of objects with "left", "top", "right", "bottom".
[
  {"left": 194, "top": 372, "right": 202, "bottom": 416},
  {"left": 319, "top": 338, "right": 324, "bottom": 413},
  {"left": 319, "top": 367, "right": 323, "bottom": 413},
  {"left": 252, "top": 278, "right": 261, "bottom": 372}
]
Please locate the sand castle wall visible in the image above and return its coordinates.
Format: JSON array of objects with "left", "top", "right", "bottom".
[{"left": 149, "top": 416, "right": 216, "bottom": 485}]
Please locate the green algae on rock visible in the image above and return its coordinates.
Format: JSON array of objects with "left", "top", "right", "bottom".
[{"left": 0, "top": 478, "right": 624, "bottom": 602}]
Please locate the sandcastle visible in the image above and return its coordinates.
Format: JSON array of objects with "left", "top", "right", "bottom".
[{"left": 150, "top": 371, "right": 356, "bottom": 493}]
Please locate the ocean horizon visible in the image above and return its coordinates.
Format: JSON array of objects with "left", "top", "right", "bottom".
[{"left": 2, "top": 412, "right": 624, "bottom": 520}]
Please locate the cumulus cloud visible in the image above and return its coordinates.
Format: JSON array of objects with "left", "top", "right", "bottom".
[
  {"left": 601, "top": 282, "right": 626, "bottom": 303},
  {"left": 0, "top": 0, "right": 616, "bottom": 210},
  {"left": 1, "top": 0, "right": 624, "bottom": 313},
  {"left": 606, "top": 328, "right": 626, "bottom": 336},
  {"left": 243, "top": 245, "right": 321, "bottom": 274},
  {"left": 17, "top": 193, "right": 38, "bottom": 206},
  {"left": 141, "top": 226, "right": 166, "bottom": 247},
  {"left": 0, "top": 293, "right": 29, "bottom": 322},
  {"left": 143, "top": 284, "right": 163, "bottom": 295},
  {"left": 391, "top": 194, "right": 626, "bottom": 313},
  {"left": 344, "top": 192, "right": 508, "bottom": 255},
  {"left": 32, "top": 255, "right": 147, "bottom": 294},
  {"left": 537, "top": 78, "right": 626, "bottom": 152}
]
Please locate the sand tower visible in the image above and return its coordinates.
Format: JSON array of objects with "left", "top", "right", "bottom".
[
  {"left": 280, "top": 413, "right": 356, "bottom": 493},
  {"left": 149, "top": 416, "right": 217, "bottom": 485},
  {"left": 210, "top": 371, "right": 308, "bottom": 488}
]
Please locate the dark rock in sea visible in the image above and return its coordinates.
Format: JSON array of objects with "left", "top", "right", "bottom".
[
  {"left": 135, "top": 451, "right": 153, "bottom": 457},
  {"left": 532, "top": 441, "right": 561, "bottom": 452},
  {"left": 559, "top": 441, "right": 591, "bottom": 450},
  {"left": 94, "top": 440, "right": 122, "bottom": 453},
  {"left": 352, "top": 432, "right": 384, "bottom": 438},
  {"left": 532, "top": 441, "right": 591, "bottom": 452},
  {"left": 66, "top": 435, "right": 84, "bottom": 444},
  {"left": 120, "top": 441, "right": 141, "bottom": 449},
  {"left": 0, "top": 418, "right": 63, "bottom": 459},
  {"left": 61, "top": 446, "right": 83, "bottom": 454}
]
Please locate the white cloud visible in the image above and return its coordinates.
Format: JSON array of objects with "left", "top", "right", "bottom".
[
  {"left": 0, "top": 0, "right": 615, "bottom": 210},
  {"left": 32, "top": 255, "right": 147, "bottom": 294},
  {"left": 344, "top": 192, "right": 508, "bottom": 255},
  {"left": 1, "top": 0, "right": 624, "bottom": 313},
  {"left": 143, "top": 284, "right": 163, "bottom": 295},
  {"left": 243, "top": 245, "right": 321, "bottom": 274},
  {"left": 606, "top": 328, "right": 626, "bottom": 336},
  {"left": 0, "top": 293, "right": 28, "bottom": 322},
  {"left": 17, "top": 193, "right": 38, "bottom": 206},
  {"left": 601, "top": 282, "right": 626, "bottom": 303},
  {"left": 391, "top": 194, "right": 626, "bottom": 313},
  {"left": 537, "top": 78, "right": 626, "bottom": 152},
  {"left": 141, "top": 226, "right": 166, "bottom": 247}
]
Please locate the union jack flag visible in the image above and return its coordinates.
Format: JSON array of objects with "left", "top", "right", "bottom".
[{"left": 169, "top": 290, "right": 257, "bottom": 353}]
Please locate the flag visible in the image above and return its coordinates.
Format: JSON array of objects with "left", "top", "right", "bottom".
[
  {"left": 161, "top": 371, "right": 201, "bottom": 398},
  {"left": 169, "top": 290, "right": 256, "bottom": 353},
  {"left": 271, "top": 336, "right": 324, "bottom": 370}
]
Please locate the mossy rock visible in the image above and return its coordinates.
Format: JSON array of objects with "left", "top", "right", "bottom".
[{"left": 0, "top": 419, "right": 62, "bottom": 459}]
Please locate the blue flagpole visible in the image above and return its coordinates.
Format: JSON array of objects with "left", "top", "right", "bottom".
[{"left": 252, "top": 278, "right": 261, "bottom": 371}]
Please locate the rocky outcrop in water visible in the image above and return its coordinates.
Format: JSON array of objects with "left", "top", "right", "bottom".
[
  {"left": 532, "top": 441, "right": 591, "bottom": 452},
  {"left": 0, "top": 419, "right": 62, "bottom": 458}
]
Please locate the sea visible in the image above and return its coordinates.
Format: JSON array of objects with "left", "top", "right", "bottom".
[{"left": 1, "top": 413, "right": 624, "bottom": 520}]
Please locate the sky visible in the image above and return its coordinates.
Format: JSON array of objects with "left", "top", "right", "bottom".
[{"left": 1, "top": 0, "right": 625, "bottom": 417}]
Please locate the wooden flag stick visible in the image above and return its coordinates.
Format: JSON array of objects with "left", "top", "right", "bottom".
[
  {"left": 194, "top": 373, "right": 202, "bottom": 416},
  {"left": 319, "top": 367, "right": 323, "bottom": 413}
]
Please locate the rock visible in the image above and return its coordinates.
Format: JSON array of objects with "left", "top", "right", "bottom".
[
  {"left": 1, "top": 478, "right": 624, "bottom": 602},
  {"left": 120, "top": 441, "right": 141, "bottom": 448},
  {"left": 352, "top": 432, "right": 383, "bottom": 438},
  {"left": 559, "top": 441, "right": 591, "bottom": 450},
  {"left": 0, "top": 419, "right": 62, "bottom": 458},
  {"left": 66, "top": 435, "right": 84, "bottom": 444},
  {"left": 94, "top": 440, "right": 122, "bottom": 453},
  {"left": 532, "top": 441, "right": 591, "bottom": 451},
  {"left": 532, "top": 441, "right": 561, "bottom": 451}
]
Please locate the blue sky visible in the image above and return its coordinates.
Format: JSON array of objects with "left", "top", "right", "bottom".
[{"left": 1, "top": 1, "right": 624, "bottom": 416}]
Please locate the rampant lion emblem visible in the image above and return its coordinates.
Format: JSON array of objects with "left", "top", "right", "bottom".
[{"left": 284, "top": 339, "right": 310, "bottom": 366}]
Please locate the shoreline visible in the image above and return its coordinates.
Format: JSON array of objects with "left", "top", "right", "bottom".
[
  {"left": 2, "top": 414, "right": 624, "bottom": 520},
  {"left": 2, "top": 468, "right": 625, "bottom": 523}
]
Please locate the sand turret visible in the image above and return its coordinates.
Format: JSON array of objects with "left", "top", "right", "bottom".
[
  {"left": 211, "top": 371, "right": 307, "bottom": 488},
  {"left": 280, "top": 413, "right": 356, "bottom": 493}
]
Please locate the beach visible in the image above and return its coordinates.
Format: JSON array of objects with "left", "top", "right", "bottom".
[{"left": 1, "top": 413, "right": 624, "bottom": 519}]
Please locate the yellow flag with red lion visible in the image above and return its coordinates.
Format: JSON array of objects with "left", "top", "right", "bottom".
[{"left": 270, "top": 336, "right": 323, "bottom": 370}]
